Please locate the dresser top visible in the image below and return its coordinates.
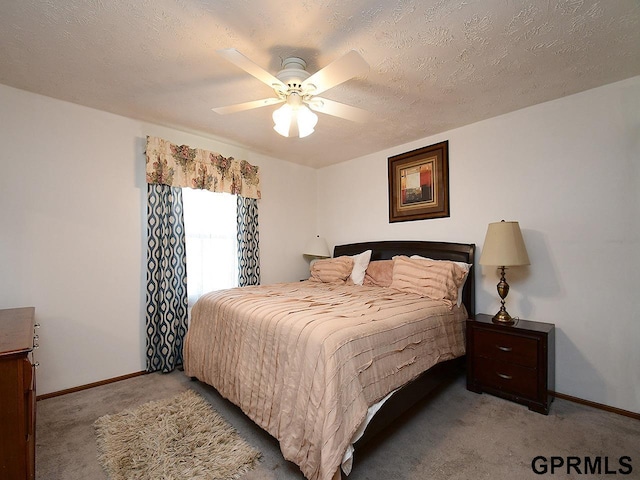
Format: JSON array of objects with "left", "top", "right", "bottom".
[{"left": 0, "top": 307, "right": 36, "bottom": 357}]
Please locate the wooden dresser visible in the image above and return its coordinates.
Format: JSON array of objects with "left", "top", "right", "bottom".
[
  {"left": 466, "top": 314, "right": 555, "bottom": 415},
  {"left": 0, "top": 307, "right": 37, "bottom": 480}
]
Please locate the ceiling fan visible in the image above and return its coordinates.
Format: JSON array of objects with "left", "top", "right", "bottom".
[{"left": 212, "top": 49, "right": 370, "bottom": 138}]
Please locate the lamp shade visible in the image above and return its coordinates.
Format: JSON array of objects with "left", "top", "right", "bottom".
[
  {"left": 273, "top": 93, "right": 318, "bottom": 138},
  {"left": 303, "top": 236, "right": 330, "bottom": 258},
  {"left": 479, "top": 221, "right": 530, "bottom": 267}
]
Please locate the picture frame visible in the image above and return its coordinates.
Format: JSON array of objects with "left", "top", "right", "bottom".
[{"left": 388, "top": 140, "right": 449, "bottom": 223}]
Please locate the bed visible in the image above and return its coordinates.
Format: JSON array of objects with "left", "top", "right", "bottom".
[{"left": 184, "top": 240, "right": 475, "bottom": 480}]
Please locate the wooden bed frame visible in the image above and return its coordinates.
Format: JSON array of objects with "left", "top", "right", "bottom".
[{"left": 333, "top": 240, "right": 475, "bottom": 450}]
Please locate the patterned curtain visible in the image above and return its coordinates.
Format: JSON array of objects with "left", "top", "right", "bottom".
[
  {"left": 145, "top": 184, "right": 188, "bottom": 373},
  {"left": 237, "top": 196, "right": 261, "bottom": 286}
]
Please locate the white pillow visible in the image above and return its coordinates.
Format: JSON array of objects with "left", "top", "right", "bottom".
[
  {"left": 410, "top": 255, "right": 471, "bottom": 307},
  {"left": 350, "top": 250, "right": 372, "bottom": 285}
]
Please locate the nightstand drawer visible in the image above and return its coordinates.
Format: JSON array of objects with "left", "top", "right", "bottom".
[
  {"left": 474, "top": 357, "right": 538, "bottom": 399},
  {"left": 474, "top": 329, "right": 537, "bottom": 367}
]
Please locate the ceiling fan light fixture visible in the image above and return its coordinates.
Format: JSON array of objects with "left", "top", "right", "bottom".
[
  {"left": 272, "top": 96, "right": 318, "bottom": 138},
  {"left": 296, "top": 105, "right": 318, "bottom": 138},
  {"left": 273, "top": 103, "right": 293, "bottom": 137}
]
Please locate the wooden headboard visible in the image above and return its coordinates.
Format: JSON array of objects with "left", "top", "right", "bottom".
[{"left": 334, "top": 240, "right": 476, "bottom": 317}]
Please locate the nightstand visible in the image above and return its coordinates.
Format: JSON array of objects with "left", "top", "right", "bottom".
[{"left": 466, "top": 314, "right": 555, "bottom": 415}]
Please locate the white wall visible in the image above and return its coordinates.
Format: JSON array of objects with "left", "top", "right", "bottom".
[
  {"left": 317, "top": 77, "right": 640, "bottom": 414},
  {"left": 0, "top": 84, "right": 316, "bottom": 395}
]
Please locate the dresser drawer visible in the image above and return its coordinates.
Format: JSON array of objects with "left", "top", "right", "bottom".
[
  {"left": 474, "top": 357, "right": 538, "bottom": 399},
  {"left": 474, "top": 329, "right": 538, "bottom": 367}
]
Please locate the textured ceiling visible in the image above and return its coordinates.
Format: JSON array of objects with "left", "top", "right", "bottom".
[{"left": 1, "top": 0, "right": 639, "bottom": 168}]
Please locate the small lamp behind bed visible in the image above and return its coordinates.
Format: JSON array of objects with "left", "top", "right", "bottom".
[
  {"left": 303, "top": 236, "right": 330, "bottom": 266},
  {"left": 479, "top": 220, "right": 530, "bottom": 324}
]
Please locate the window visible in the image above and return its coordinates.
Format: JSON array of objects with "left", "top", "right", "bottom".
[{"left": 182, "top": 188, "right": 237, "bottom": 305}]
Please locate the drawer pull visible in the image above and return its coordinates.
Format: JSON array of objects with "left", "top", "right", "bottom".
[
  {"left": 34, "top": 362, "right": 40, "bottom": 369},
  {"left": 497, "top": 372, "right": 512, "bottom": 380},
  {"left": 497, "top": 345, "right": 512, "bottom": 352},
  {"left": 33, "top": 343, "right": 39, "bottom": 349},
  {"left": 33, "top": 334, "right": 39, "bottom": 342}
]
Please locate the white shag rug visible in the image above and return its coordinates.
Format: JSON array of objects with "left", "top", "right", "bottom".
[{"left": 94, "top": 389, "right": 261, "bottom": 480}]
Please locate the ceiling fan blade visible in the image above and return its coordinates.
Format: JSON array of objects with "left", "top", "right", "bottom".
[
  {"left": 302, "top": 51, "right": 369, "bottom": 95},
  {"left": 217, "top": 48, "right": 286, "bottom": 90},
  {"left": 308, "top": 97, "right": 370, "bottom": 122},
  {"left": 212, "top": 97, "right": 284, "bottom": 115}
]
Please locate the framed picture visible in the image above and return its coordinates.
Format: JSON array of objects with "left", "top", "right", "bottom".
[{"left": 388, "top": 140, "right": 449, "bottom": 223}]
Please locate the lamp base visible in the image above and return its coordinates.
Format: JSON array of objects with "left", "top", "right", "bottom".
[
  {"left": 492, "top": 308, "right": 514, "bottom": 325},
  {"left": 492, "top": 266, "right": 515, "bottom": 325}
]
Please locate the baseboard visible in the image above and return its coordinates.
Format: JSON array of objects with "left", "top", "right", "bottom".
[
  {"left": 36, "top": 371, "right": 148, "bottom": 401},
  {"left": 550, "top": 390, "right": 639, "bottom": 420}
]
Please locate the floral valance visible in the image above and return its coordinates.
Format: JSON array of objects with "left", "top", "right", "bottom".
[{"left": 145, "top": 136, "right": 261, "bottom": 199}]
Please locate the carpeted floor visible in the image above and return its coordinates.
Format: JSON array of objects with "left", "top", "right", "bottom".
[{"left": 36, "top": 370, "right": 640, "bottom": 480}]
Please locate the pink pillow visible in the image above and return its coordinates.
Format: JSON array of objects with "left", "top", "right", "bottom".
[
  {"left": 363, "top": 260, "right": 394, "bottom": 287},
  {"left": 309, "top": 256, "right": 354, "bottom": 283},
  {"left": 389, "top": 256, "right": 467, "bottom": 306}
]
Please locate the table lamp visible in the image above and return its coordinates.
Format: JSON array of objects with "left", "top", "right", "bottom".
[
  {"left": 479, "top": 220, "right": 530, "bottom": 324},
  {"left": 303, "top": 236, "right": 330, "bottom": 264}
]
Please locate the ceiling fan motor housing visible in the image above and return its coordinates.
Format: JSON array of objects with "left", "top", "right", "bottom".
[{"left": 276, "top": 57, "right": 312, "bottom": 93}]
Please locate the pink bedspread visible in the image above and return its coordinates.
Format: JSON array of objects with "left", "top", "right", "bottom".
[{"left": 184, "top": 281, "right": 466, "bottom": 480}]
